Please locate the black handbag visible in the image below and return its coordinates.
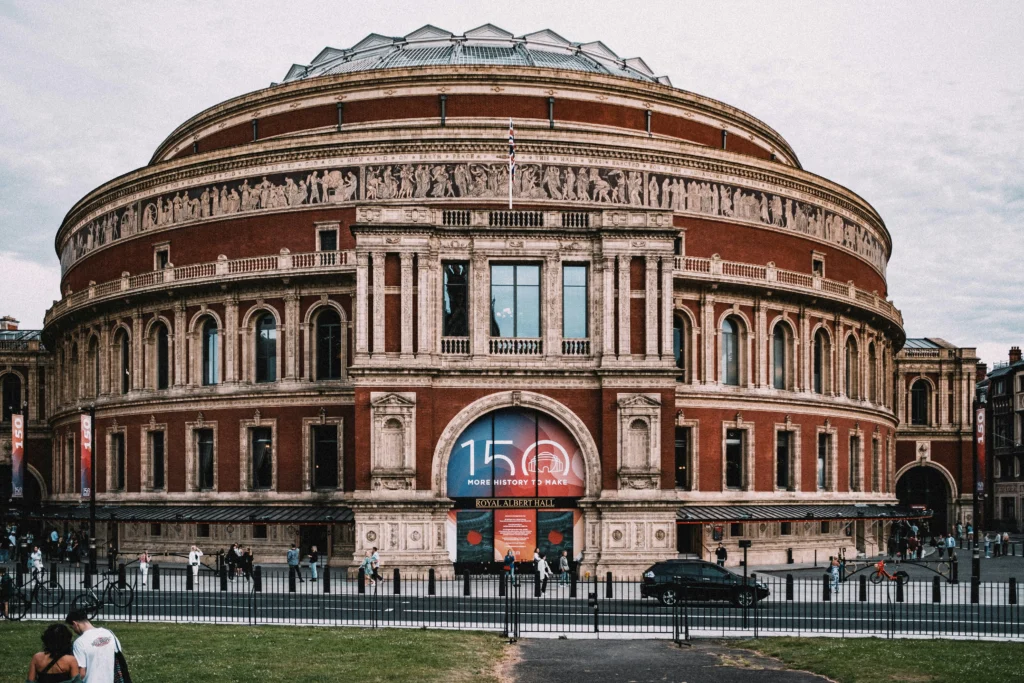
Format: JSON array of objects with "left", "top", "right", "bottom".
[{"left": 114, "top": 638, "right": 133, "bottom": 683}]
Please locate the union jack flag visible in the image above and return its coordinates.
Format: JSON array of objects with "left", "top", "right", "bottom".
[{"left": 508, "top": 118, "right": 515, "bottom": 177}]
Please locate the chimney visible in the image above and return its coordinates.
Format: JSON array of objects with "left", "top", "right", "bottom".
[
  {"left": 1010, "top": 346, "right": 1022, "bottom": 364},
  {"left": 976, "top": 362, "right": 988, "bottom": 383},
  {"left": 0, "top": 315, "right": 19, "bottom": 331}
]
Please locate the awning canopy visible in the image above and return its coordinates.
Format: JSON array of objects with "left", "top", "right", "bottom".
[
  {"left": 11, "top": 504, "right": 353, "bottom": 525},
  {"left": 676, "top": 504, "right": 930, "bottom": 524}
]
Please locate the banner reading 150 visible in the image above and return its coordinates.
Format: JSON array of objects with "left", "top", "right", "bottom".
[{"left": 446, "top": 408, "right": 585, "bottom": 498}]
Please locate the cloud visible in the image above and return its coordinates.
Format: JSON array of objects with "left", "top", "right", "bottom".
[{"left": 0, "top": 252, "right": 60, "bottom": 328}]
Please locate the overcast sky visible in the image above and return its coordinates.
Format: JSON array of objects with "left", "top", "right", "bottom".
[{"left": 1, "top": 1, "right": 1020, "bottom": 367}]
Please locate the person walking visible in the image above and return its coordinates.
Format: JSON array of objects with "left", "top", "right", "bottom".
[
  {"left": 242, "top": 547, "right": 254, "bottom": 582},
  {"left": 983, "top": 532, "right": 992, "bottom": 558},
  {"left": 946, "top": 533, "right": 956, "bottom": 554},
  {"left": 66, "top": 609, "right": 128, "bottom": 683},
  {"left": 138, "top": 550, "right": 150, "bottom": 588},
  {"left": 188, "top": 544, "right": 204, "bottom": 583},
  {"left": 106, "top": 543, "right": 116, "bottom": 573},
  {"left": 715, "top": 543, "right": 728, "bottom": 567},
  {"left": 30, "top": 545, "right": 44, "bottom": 579},
  {"left": 956, "top": 522, "right": 964, "bottom": 544},
  {"left": 994, "top": 531, "right": 1003, "bottom": 557},
  {"left": 558, "top": 550, "right": 570, "bottom": 585},
  {"left": 966, "top": 523, "right": 974, "bottom": 548},
  {"left": 286, "top": 543, "right": 304, "bottom": 583},
  {"left": 360, "top": 550, "right": 375, "bottom": 587},
  {"left": 370, "top": 547, "right": 382, "bottom": 584},
  {"left": 26, "top": 624, "right": 80, "bottom": 683},
  {"left": 1002, "top": 531, "right": 1011, "bottom": 556},
  {"left": 504, "top": 548, "right": 516, "bottom": 583},
  {"left": 536, "top": 553, "right": 552, "bottom": 594},
  {"left": 308, "top": 545, "right": 320, "bottom": 581},
  {"left": 829, "top": 557, "right": 841, "bottom": 594}
]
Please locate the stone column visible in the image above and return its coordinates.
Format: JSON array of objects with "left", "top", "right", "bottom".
[
  {"left": 26, "top": 359, "right": 37, "bottom": 421},
  {"left": 799, "top": 308, "right": 810, "bottom": 393},
  {"left": 939, "top": 369, "right": 950, "bottom": 426},
  {"left": 617, "top": 255, "right": 630, "bottom": 358},
  {"left": 754, "top": 299, "right": 766, "bottom": 388},
  {"left": 400, "top": 252, "right": 414, "bottom": 358},
  {"left": 417, "top": 254, "right": 433, "bottom": 356},
  {"left": 472, "top": 252, "right": 488, "bottom": 357},
  {"left": 98, "top": 322, "right": 110, "bottom": 396},
  {"left": 601, "top": 255, "right": 615, "bottom": 359},
  {"left": 659, "top": 256, "right": 673, "bottom": 359},
  {"left": 131, "top": 311, "right": 143, "bottom": 391},
  {"left": 224, "top": 298, "right": 238, "bottom": 383},
  {"left": 546, "top": 254, "right": 561, "bottom": 358},
  {"left": 173, "top": 302, "right": 186, "bottom": 387},
  {"left": 284, "top": 292, "right": 299, "bottom": 379},
  {"left": 372, "top": 252, "right": 385, "bottom": 358},
  {"left": 644, "top": 255, "right": 658, "bottom": 358},
  {"left": 700, "top": 294, "right": 714, "bottom": 384},
  {"left": 355, "top": 252, "right": 369, "bottom": 357},
  {"left": 896, "top": 371, "right": 906, "bottom": 423}
]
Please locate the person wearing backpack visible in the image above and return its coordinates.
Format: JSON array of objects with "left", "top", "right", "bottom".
[{"left": 66, "top": 609, "right": 131, "bottom": 682}]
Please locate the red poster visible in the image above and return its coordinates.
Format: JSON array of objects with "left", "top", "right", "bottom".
[
  {"left": 494, "top": 509, "right": 536, "bottom": 563},
  {"left": 11, "top": 414, "right": 24, "bottom": 498},
  {"left": 81, "top": 414, "right": 92, "bottom": 498},
  {"left": 975, "top": 407, "right": 986, "bottom": 495}
]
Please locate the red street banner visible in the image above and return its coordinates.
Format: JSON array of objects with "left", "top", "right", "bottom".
[
  {"left": 976, "top": 407, "right": 986, "bottom": 495},
  {"left": 81, "top": 414, "right": 92, "bottom": 498},
  {"left": 11, "top": 414, "right": 24, "bottom": 498}
]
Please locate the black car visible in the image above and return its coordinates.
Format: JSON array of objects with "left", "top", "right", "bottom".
[{"left": 640, "top": 559, "right": 769, "bottom": 607}]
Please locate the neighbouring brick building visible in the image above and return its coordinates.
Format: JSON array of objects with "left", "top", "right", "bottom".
[
  {"left": 24, "top": 24, "right": 924, "bottom": 573},
  {"left": 981, "top": 347, "right": 1024, "bottom": 531}
]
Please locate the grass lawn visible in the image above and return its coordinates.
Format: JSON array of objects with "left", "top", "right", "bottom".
[
  {"left": 740, "top": 637, "right": 1024, "bottom": 683},
  {"left": 0, "top": 621, "right": 508, "bottom": 683}
]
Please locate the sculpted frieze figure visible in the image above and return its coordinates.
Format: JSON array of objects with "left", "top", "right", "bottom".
[{"left": 63, "top": 158, "right": 886, "bottom": 277}]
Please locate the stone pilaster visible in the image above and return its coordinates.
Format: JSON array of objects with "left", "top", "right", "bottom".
[
  {"left": 131, "top": 311, "right": 143, "bottom": 391},
  {"left": 416, "top": 253, "right": 433, "bottom": 356},
  {"left": 546, "top": 254, "right": 561, "bottom": 359},
  {"left": 173, "top": 302, "right": 186, "bottom": 387},
  {"left": 471, "top": 251, "right": 488, "bottom": 357},
  {"left": 754, "top": 299, "right": 766, "bottom": 388},
  {"left": 601, "top": 255, "right": 615, "bottom": 359},
  {"left": 400, "top": 252, "right": 414, "bottom": 358},
  {"left": 224, "top": 298, "right": 238, "bottom": 383},
  {"left": 372, "top": 251, "right": 385, "bottom": 358},
  {"left": 284, "top": 292, "right": 299, "bottom": 379},
  {"left": 659, "top": 256, "right": 673, "bottom": 358},
  {"left": 700, "top": 294, "right": 714, "bottom": 384},
  {"left": 355, "top": 252, "right": 369, "bottom": 357},
  {"left": 644, "top": 255, "right": 658, "bottom": 358},
  {"left": 617, "top": 255, "right": 630, "bottom": 358}
]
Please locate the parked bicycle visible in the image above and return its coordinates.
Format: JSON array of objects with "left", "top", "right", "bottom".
[
  {"left": 1, "top": 570, "right": 65, "bottom": 621},
  {"left": 869, "top": 559, "right": 910, "bottom": 585},
  {"left": 70, "top": 571, "right": 134, "bottom": 619}
]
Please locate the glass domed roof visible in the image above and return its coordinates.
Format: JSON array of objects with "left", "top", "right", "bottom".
[{"left": 282, "top": 24, "right": 671, "bottom": 86}]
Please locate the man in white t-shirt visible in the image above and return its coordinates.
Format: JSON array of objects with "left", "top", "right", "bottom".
[{"left": 66, "top": 609, "right": 123, "bottom": 682}]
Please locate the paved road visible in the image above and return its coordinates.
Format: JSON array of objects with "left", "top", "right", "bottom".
[{"left": 511, "top": 639, "right": 828, "bottom": 683}]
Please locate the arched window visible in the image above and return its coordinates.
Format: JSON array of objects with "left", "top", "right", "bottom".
[
  {"left": 117, "top": 330, "right": 131, "bottom": 394},
  {"left": 88, "top": 337, "right": 100, "bottom": 397},
  {"left": 813, "top": 329, "right": 830, "bottom": 394},
  {"left": 868, "top": 343, "right": 877, "bottom": 403},
  {"left": 911, "top": 379, "right": 930, "bottom": 425},
  {"left": 1, "top": 373, "right": 21, "bottom": 422},
  {"left": 720, "top": 317, "right": 740, "bottom": 386},
  {"left": 845, "top": 337, "right": 859, "bottom": 399},
  {"left": 255, "top": 314, "right": 277, "bottom": 383},
  {"left": 201, "top": 318, "right": 219, "bottom": 386},
  {"left": 772, "top": 324, "right": 791, "bottom": 390},
  {"left": 316, "top": 309, "right": 343, "bottom": 380},
  {"left": 673, "top": 316, "right": 687, "bottom": 382},
  {"left": 154, "top": 323, "right": 170, "bottom": 390}
]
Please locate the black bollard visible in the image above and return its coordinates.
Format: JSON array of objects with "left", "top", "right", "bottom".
[
  {"left": 932, "top": 576, "right": 941, "bottom": 603},
  {"left": 220, "top": 563, "right": 228, "bottom": 591},
  {"left": 152, "top": 563, "right": 161, "bottom": 590},
  {"left": 822, "top": 573, "right": 831, "bottom": 601},
  {"left": 896, "top": 578, "right": 904, "bottom": 603},
  {"left": 16, "top": 563, "right": 24, "bottom": 585},
  {"left": 972, "top": 551, "right": 981, "bottom": 582},
  {"left": 859, "top": 574, "right": 867, "bottom": 602},
  {"left": 186, "top": 566, "right": 194, "bottom": 591},
  {"left": 1010, "top": 577, "right": 1018, "bottom": 605},
  {"left": 428, "top": 568, "right": 436, "bottom": 596},
  {"left": 500, "top": 572, "right": 507, "bottom": 597},
  {"left": 463, "top": 570, "right": 471, "bottom": 597},
  {"left": 570, "top": 569, "right": 577, "bottom": 598},
  {"left": 605, "top": 572, "right": 613, "bottom": 599},
  {"left": 323, "top": 565, "right": 331, "bottom": 594},
  {"left": 786, "top": 574, "right": 794, "bottom": 601},
  {"left": 393, "top": 567, "right": 401, "bottom": 595},
  {"left": 289, "top": 566, "right": 296, "bottom": 593},
  {"left": 951, "top": 554, "right": 959, "bottom": 584},
  {"left": 971, "top": 576, "right": 980, "bottom": 604},
  {"left": 358, "top": 567, "right": 365, "bottom": 594},
  {"left": 253, "top": 566, "right": 263, "bottom": 593},
  {"left": 534, "top": 570, "right": 541, "bottom": 598},
  {"left": 118, "top": 562, "right": 126, "bottom": 589},
  {"left": 50, "top": 562, "right": 58, "bottom": 585}
]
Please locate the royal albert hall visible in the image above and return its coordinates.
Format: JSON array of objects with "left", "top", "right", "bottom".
[{"left": 38, "top": 24, "right": 917, "bottom": 575}]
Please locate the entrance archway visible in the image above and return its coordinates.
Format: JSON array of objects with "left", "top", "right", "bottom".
[{"left": 896, "top": 464, "right": 951, "bottom": 535}]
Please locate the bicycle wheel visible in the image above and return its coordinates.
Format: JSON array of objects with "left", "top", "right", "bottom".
[
  {"left": 895, "top": 571, "right": 910, "bottom": 586},
  {"left": 6, "top": 588, "right": 31, "bottom": 621},
  {"left": 71, "top": 592, "right": 101, "bottom": 620},
  {"left": 869, "top": 570, "right": 884, "bottom": 585},
  {"left": 36, "top": 581, "right": 64, "bottom": 608},
  {"left": 937, "top": 562, "right": 951, "bottom": 578},
  {"left": 107, "top": 582, "right": 134, "bottom": 608}
]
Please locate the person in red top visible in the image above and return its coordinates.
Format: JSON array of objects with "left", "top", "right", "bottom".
[{"left": 908, "top": 535, "right": 920, "bottom": 561}]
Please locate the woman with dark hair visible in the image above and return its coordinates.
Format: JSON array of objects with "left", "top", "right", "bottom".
[{"left": 27, "top": 624, "right": 80, "bottom": 682}]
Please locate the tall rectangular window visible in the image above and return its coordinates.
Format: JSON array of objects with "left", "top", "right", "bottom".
[
  {"left": 773, "top": 327, "right": 787, "bottom": 390},
  {"left": 202, "top": 321, "right": 219, "bottom": 386},
  {"left": 196, "top": 428, "right": 215, "bottom": 490},
  {"left": 312, "top": 425, "right": 339, "bottom": 490},
  {"left": 442, "top": 261, "right": 470, "bottom": 337},
  {"left": 872, "top": 439, "right": 881, "bottom": 492},
  {"left": 849, "top": 435, "right": 861, "bottom": 491},
  {"left": 817, "top": 433, "right": 830, "bottom": 490},
  {"left": 776, "top": 431, "right": 791, "bottom": 490},
  {"left": 562, "top": 265, "right": 588, "bottom": 338},
  {"left": 251, "top": 427, "right": 273, "bottom": 490},
  {"left": 255, "top": 316, "right": 277, "bottom": 383},
  {"left": 725, "top": 429, "right": 743, "bottom": 489},
  {"left": 111, "top": 433, "right": 126, "bottom": 491},
  {"left": 490, "top": 264, "right": 540, "bottom": 338},
  {"left": 674, "top": 427, "right": 690, "bottom": 489},
  {"left": 151, "top": 431, "right": 165, "bottom": 490}
]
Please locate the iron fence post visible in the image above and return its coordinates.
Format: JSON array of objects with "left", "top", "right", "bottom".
[
  {"left": 393, "top": 567, "right": 401, "bottom": 595},
  {"left": 186, "top": 567, "right": 194, "bottom": 591},
  {"left": 896, "top": 579, "right": 904, "bottom": 603},
  {"left": 971, "top": 576, "right": 980, "bottom": 604},
  {"left": 152, "top": 563, "right": 160, "bottom": 590},
  {"left": 932, "top": 576, "right": 941, "bottom": 603},
  {"left": 358, "top": 567, "right": 365, "bottom": 594},
  {"left": 118, "top": 562, "right": 126, "bottom": 588},
  {"left": 785, "top": 573, "right": 794, "bottom": 601},
  {"left": 323, "top": 565, "right": 330, "bottom": 594},
  {"left": 428, "top": 567, "right": 436, "bottom": 595},
  {"left": 1010, "top": 577, "right": 1018, "bottom": 605},
  {"left": 605, "top": 571, "right": 613, "bottom": 599},
  {"left": 822, "top": 573, "right": 831, "bottom": 601},
  {"left": 859, "top": 574, "right": 867, "bottom": 602},
  {"left": 253, "top": 565, "right": 262, "bottom": 593},
  {"left": 464, "top": 570, "right": 472, "bottom": 596}
]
